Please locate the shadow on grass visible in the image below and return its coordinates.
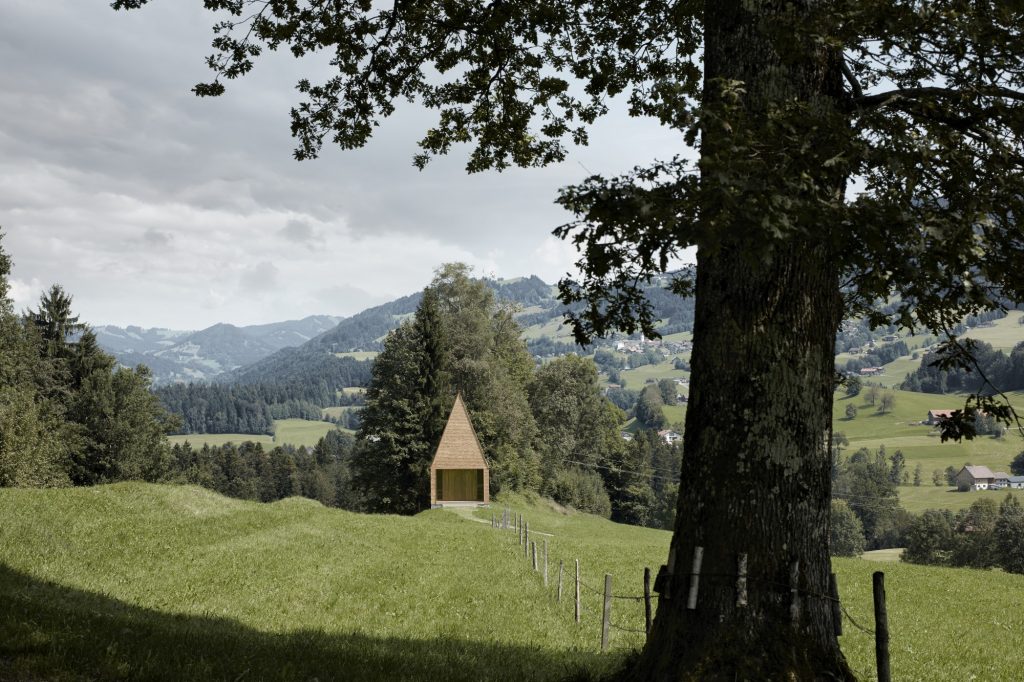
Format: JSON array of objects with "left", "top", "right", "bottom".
[{"left": 0, "top": 564, "right": 603, "bottom": 682}]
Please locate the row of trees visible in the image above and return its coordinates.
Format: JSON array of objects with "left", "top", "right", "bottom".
[
  {"left": 0, "top": 233, "right": 177, "bottom": 487},
  {"left": 155, "top": 371, "right": 368, "bottom": 435},
  {"left": 166, "top": 431, "right": 358, "bottom": 509},
  {"left": 903, "top": 496, "right": 1024, "bottom": 574},
  {"left": 902, "top": 340, "right": 1024, "bottom": 394}
]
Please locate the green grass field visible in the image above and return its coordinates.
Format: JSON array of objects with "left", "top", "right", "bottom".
[
  {"left": 832, "top": 388, "right": 1024, "bottom": 478},
  {"left": 896, "top": 485, "right": 1024, "bottom": 514},
  {"left": 619, "top": 361, "right": 689, "bottom": 391},
  {"left": 168, "top": 419, "right": 342, "bottom": 449},
  {"left": 167, "top": 433, "right": 275, "bottom": 448},
  {"left": 963, "top": 310, "right": 1024, "bottom": 351},
  {"left": 1, "top": 484, "right": 1021, "bottom": 681},
  {"left": 272, "top": 419, "right": 339, "bottom": 448}
]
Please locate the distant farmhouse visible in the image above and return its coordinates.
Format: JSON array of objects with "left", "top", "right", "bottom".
[
  {"left": 657, "top": 429, "right": 682, "bottom": 445},
  {"left": 957, "top": 465, "right": 996, "bottom": 491},
  {"left": 429, "top": 394, "right": 489, "bottom": 507},
  {"left": 956, "top": 465, "right": 1018, "bottom": 492}
]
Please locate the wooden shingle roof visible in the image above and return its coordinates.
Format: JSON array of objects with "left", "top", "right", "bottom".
[{"left": 430, "top": 393, "right": 488, "bottom": 470}]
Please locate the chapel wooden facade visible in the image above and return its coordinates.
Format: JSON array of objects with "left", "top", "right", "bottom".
[{"left": 429, "top": 393, "right": 490, "bottom": 506}]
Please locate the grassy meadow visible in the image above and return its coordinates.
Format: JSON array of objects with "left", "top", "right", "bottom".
[
  {"left": 831, "top": 386, "right": 1024, "bottom": 512},
  {"left": 2, "top": 484, "right": 1022, "bottom": 681},
  {"left": 167, "top": 419, "right": 343, "bottom": 450}
]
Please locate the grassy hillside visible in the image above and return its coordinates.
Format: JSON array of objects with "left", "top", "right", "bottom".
[
  {"left": 831, "top": 387, "right": 1024, "bottom": 510},
  {"left": 2, "top": 484, "right": 1022, "bottom": 681}
]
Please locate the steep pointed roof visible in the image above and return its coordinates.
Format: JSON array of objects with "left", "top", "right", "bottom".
[{"left": 430, "top": 393, "right": 488, "bottom": 470}]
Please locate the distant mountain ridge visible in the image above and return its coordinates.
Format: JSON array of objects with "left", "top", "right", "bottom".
[
  {"left": 95, "top": 315, "right": 342, "bottom": 384},
  {"left": 100, "top": 272, "right": 697, "bottom": 387}
]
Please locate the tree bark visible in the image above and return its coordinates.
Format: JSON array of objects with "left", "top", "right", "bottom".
[{"left": 628, "top": 2, "right": 856, "bottom": 679}]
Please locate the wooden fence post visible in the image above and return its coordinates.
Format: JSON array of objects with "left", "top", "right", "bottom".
[
  {"left": 830, "top": 572, "right": 843, "bottom": 636},
  {"left": 736, "top": 553, "right": 748, "bottom": 608},
  {"left": 601, "top": 574, "right": 613, "bottom": 652},
  {"left": 557, "top": 560, "right": 564, "bottom": 602},
  {"left": 532, "top": 541, "right": 538, "bottom": 571},
  {"left": 643, "top": 567, "right": 652, "bottom": 637},
  {"left": 543, "top": 539, "right": 549, "bottom": 587},
  {"left": 524, "top": 520, "right": 530, "bottom": 557},
  {"left": 686, "top": 546, "right": 703, "bottom": 610},
  {"left": 575, "top": 559, "right": 581, "bottom": 623},
  {"left": 873, "top": 571, "right": 891, "bottom": 682}
]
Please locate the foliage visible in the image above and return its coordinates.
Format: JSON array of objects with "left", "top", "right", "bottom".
[
  {"left": 633, "top": 385, "right": 667, "bottom": 429},
  {"left": 353, "top": 264, "right": 540, "bottom": 513},
  {"left": 166, "top": 432, "right": 356, "bottom": 508},
  {"left": 903, "top": 496, "right": 1024, "bottom": 574},
  {"left": 156, "top": 378, "right": 366, "bottom": 435},
  {"left": 0, "top": 234, "right": 177, "bottom": 489},
  {"left": 604, "top": 430, "right": 681, "bottom": 530},
  {"left": 996, "top": 495, "right": 1024, "bottom": 574},
  {"left": 829, "top": 500, "right": 865, "bottom": 557},
  {"left": 547, "top": 466, "right": 612, "bottom": 518},
  {"left": 901, "top": 340, "right": 1024, "bottom": 396},
  {"left": 833, "top": 447, "right": 905, "bottom": 549},
  {"left": 1010, "top": 451, "right": 1024, "bottom": 476},
  {"left": 528, "top": 355, "right": 623, "bottom": 498},
  {"left": 902, "top": 509, "right": 955, "bottom": 566}
]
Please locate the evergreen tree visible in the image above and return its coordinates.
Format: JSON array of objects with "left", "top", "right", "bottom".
[{"left": 352, "top": 322, "right": 435, "bottom": 513}]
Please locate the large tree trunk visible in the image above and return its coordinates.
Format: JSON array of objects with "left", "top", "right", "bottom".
[{"left": 627, "top": 2, "right": 855, "bottom": 679}]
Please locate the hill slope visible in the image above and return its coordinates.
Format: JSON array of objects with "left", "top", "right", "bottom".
[
  {"left": 1, "top": 484, "right": 1022, "bottom": 681},
  {"left": 95, "top": 316, "right": 343, "bottom": 384}
]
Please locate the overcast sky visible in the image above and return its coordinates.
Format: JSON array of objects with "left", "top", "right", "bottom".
[{"left": 1, "top": 1, "right": 689, "bottom": 330}]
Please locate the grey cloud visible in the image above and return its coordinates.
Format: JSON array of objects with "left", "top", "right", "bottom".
[
  {"left": 239, "top": 261, "right": 280, "bottom": 293},
  {"left": 280, "top": 219, "right": 317, "bottom": 244},
  {"left": 143, "top": 228, "right": 172, "bottom": 247}
]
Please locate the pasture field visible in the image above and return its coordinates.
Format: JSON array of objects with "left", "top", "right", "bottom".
[
  {"left": 321, "top": 406, "right": 359, "bottom": 419},
  {"left": 896, "top": 485, "right": 1024, "bottom": 514},
  {"left": 167, "top": 432, "right": 274, "bottom": 448},
  {"left": 272, "top": 419, "right": 338, "bottom": 448},
  {"left": 831, "top": 388, "right": 1024, "bottom": 477},
  {"left": 618, "top": 360, "right": 689, "bottom": 390},
  {"left": 1, "top": 484, "right": 1021, "bottom": 681},
  {"left": 167, "top": 419, "right": 343, "bottom": 450},
  {"left": 963, "top": 310, "right": 1024, "bottom": 351}
]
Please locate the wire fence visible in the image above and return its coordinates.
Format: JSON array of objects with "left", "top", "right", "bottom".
[{"left": 486, "top": 506, "right": 891, "bottom": 681}]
